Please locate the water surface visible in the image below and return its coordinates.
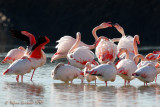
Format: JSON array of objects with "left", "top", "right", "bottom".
[{"left": 0, "top": 51, "right": 160, "bottom": 107}]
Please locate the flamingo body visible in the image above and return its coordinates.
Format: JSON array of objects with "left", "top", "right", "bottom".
[
  {"left": 96, "top": 39, "right": 117, "bottom": 63},
  {"left": 2, "top": 47, "right": 25, "bottom": 64},
  {"left": 51, "top": 63, "right": 84, "bottom": 83}
]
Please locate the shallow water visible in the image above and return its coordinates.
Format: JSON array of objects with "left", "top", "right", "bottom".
[{"left": 0, "top": 52, "right": 160, "bottom": 107}]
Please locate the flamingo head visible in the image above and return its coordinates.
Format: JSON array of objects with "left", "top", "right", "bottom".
[
  {"left": 99, "top": 22, "right": 112, "bottom": 28},
  {"left": 21, "top": 31, "right": 36, "bottom": 46},
  {"left": 18, "top": 46, "right": 25, "bottom": 50},
  {"left": 51, "top": 52, "right": 67, "bottom": 62},
  {"left": 134, "top": 35, "right": 140, "bottom": 45},
  {"left": 113, "top": 23, "right": 125, "bottom": 36}
]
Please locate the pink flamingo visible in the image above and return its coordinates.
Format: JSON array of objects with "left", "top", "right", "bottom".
[
  {"left": 116, "top": 48, "right": 137, "bottom": 86},
  {"left": 51, "top": 63, "right": 84, "bottom": 83},
  {"left": 3, "top": 36, "right": 50, "bottom": 82},
  {"left": 2, "top": 30, "right": 36, "bottom": 64},
  {"left": 85, "top": 62, "right": 117, "bottom": 86},
  {"left": 132, "top": 63, "right": 157, "bottom": 86},
  {"left": 84, "top": 62, "right": 97, "bottom": 84},
  {"left": 67, "top": 32, "right": 98, "bottom": 69}
]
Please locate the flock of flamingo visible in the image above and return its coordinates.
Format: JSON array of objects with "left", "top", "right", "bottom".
[{"left": 2, "top": 22, "right": 160, "bottom": 86}]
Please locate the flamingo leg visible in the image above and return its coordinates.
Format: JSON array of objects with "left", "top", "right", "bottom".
[
  {"left": 128, "top": 80, "right": 130, "bottom": 85},
  {"left": 81, "top": 80, "right": 83, "bottom": 84},
  {"left": 16, "top": 75, "right": 19, "bottom": 82},
  {"left": 71, "top": 80, "right": 72, "bottom": 84},
  {"left": 21, "top": 75, "right": 23, "bottom": 83},
  {"left": 124, "top": 80, "right": 126, "bottom": 86},
  {"left": 144, "top": 82, "right": 145, "bottom": 86},
  {"left": 155, "top": 74, "right": 157, "bottom": 83},
  {"left": 30, "top": 69, "right": 35, "bottom": 81},
  {"left": 95, "top": 80, "right": 96, "bottom": 85},
  {"left": 105, "top": 81, "right": 107, "bottom": 86},
  {"left": 146, "top": 83, "right": 148, "bottom": 86}
]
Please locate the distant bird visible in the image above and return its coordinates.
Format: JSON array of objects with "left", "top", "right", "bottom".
[
  {"left": 83, "top": 62, "right": 97, "bottom": 84},
  {"left": 51, "top": 63, "right": 84, "bottom": 83},
  {"left": 132, "top": 63, "right": 157, "bottom": 86},
  {"left": 3, "top": 36, "right": 50, "bottom": 82},
  {"left": 116, "top": 48, "right": 137, "bottom": 85},
  {"left": 85, "top": 62, "right": 117, "bottom": 86},
  {"left": 92, "top": 22, "right": 117, "bottom": 63},
  {"left": 2, "top": 46, "right": 25, "bottom": 64},
  {"left": 2, "top": 30, "right": 36, "bottom": 64},
  {"left": 67, "top": 32, "right": 98, "bottom": 69}
]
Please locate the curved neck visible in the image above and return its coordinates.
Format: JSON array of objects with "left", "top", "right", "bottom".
[
  {"left": 92, "top": 26, "right": 103, "bottom": 41},
  {"left": 68, "top": 33, "right": 81, "bottom": 54},
  {"left": 84, "top": 44, "right": 95, "bottom": 50},
  {"left": 125, "top": 50, "right": 129, "bottom": 59},
  {"left": 134, "top": 54, "right": 145, "bottom": 64},
  {"left": 133, "top": 35, "right": 140, "bottom": 55}
]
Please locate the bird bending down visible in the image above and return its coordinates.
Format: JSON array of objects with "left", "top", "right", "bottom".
[
  {"left": 85, "top": 62, "right": 117, "bottom": 86},
  {"left": 3, "top": 36, "right": 50, "bottom": 82},
  {"left": 67, "top": 32, "right": 98, "bottom": 69},
  {"left": 132, "top": 63, "right": 157, "bottom": 86},
  {"left": 116, "top": 48, "right": 137, "bottom": 86},
  {"left": 83, "top": 62, "right": 97, "bottom": 84},
  {"left": 51, "top": 63, "right": 84, "bottom": 83}
]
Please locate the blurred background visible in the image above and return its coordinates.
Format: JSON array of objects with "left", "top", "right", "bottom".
[{"left": 0, "top": 0, "right": 160, "bottom": 53}]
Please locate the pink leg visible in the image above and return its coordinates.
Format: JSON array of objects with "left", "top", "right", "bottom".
[
  {"left": 128, "top": 80, "right": 130, "bottom": 85},
  {"left": 95, "top": 80, "right": 96, "bottom": 85},
  {"left": 124, "top": 80, "right": 126, "bottom": 86},
  {"left": 21, "top": 75, "right": 23, "bottom": 83},
  {"left": 105, "top": 81, "right": 107, "bottom": 86},
  {"left": 16, "top": 75, "right": 19, "bottom": 82},
  {"left": 155, "top": 74, "right": 157, "bottom": 83},
  {"left": 71, "top": 80, "right": 72, "bottom": 84},
  {"left": 144, "top": 82, "right": 145, "bottom": 86},
  {"left": 146, "top": 83, "right": 148, "bottom": 86},
  {"left": 81, "top": 80, "right": 83, "bottom": 84},
  {"left": 30, "top": 69, "right": 35, "bottom": 81}
]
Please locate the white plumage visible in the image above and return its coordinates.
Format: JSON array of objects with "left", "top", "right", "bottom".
[
  {"left": 67, "top": 46, "right": 95, "bottom": 69},
  {"left": 2, "top": 46, "right": 25, "bottom": 64},
  {"left": 51, "top": 35, "right": 95, "bottom": 62},
  {"left": 86, "top": 62, "right": 117, "bottom": 86},
  {"left": 95, "top": 38, "right": 117, "bottom": 64},
  {"left": 133, "top": 64, "right": 157, "bottom": 84},
  {"left": 3, "top": 58, "right": 32, "bottom": 75},
  {"left": 51, "top": 63, "right": 84, "bottom": 83}
]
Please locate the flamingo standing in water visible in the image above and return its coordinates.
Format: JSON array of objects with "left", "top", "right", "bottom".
[
  {"left": 134, "top": 54, "right": 159, "bottom": 83},
  {"left": 92, "top": 22, "right": 118, "bottom": 64},
  {"left": 116, "top": 48, "right": 137, "bottom": 85},
  {"left": 2, "top": 46, "right": 25, "bottom": 64},
  {"left": 67, "top": 32, "right": 98, "bottom": 70},
  {"left": 51, "top": 63, "right": 84, "bottom": 83},
  {"left": 3, "top": 36, "right": 50, "bottom": 82},
  {"left": 83, "top": 62, "right": 97, "bottom": 84},
  {"left": 132, "top": 63, "right": 157, "bottom": 86},
  {"left": 114, "top": 23, "right": 140, "bottom": 60},
  {"left": 2, "top": 30, "right": 36, "bottom": 64},
  {"left": 85, "top": 61, "right": 117, "bottom": 86},
  {"left": 51, "top": 35, "right": 95, "bottom": 62}
]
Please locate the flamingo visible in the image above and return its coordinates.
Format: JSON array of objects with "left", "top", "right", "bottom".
[
  {"left": 92, "top": 22, "right": 118, "bottom": 64},
  {"left": 85, "top": 61, "right": 117, "bottom": 86},
  {"left": 67, "top": 32, "right": 98, "bottom": 69},
  {"left": 134, "top": 54, "right": 160, "bottom": 83},
  {"left": 83, "top": 62, "right": 97, "bottom": 84},
  {"left": 2, "top": 30, "right": 36, "bottom": 64},
  {"left": 51, "top": 35, "right": 96, "bottom": 62},
  {"left": 2, "top": 46, "right": 25, "bottom": 64},
  {"left": 51, "top": 63, "right": 84, "bottom": 83},
  {"left": 132, "top": 63, "right": 157, "bottom": 86},
  {"left": 114, "top": 23, "right": 140, "bottom": 60},
  {"left": 3, "top": 36, "right": 50, "bottom": 82},
  {"left": 116, "top": 48, "right": 137, "bottom": 85}
]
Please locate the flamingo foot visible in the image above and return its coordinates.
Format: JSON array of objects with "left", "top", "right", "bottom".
[
  {"left": 16, "top": 75, "right": 19, "bottom": 82},
  {"left": 30, "top": 69, "right": 35, "bottom": 81}
]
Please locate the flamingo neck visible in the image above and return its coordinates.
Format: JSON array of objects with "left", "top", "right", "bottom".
[
  {"left": 92, "top": 26, "right": 103, "bottom": 41},
  {"left": 21, "top": 31, "right": 36, "bottom": 46},
  {"left": 68, "top": 36, "right": 80, "bottom": 54},
  {"left": 125, "top": 50, "right": 129, "bottom": 59},
  {"left": 133, "top": 36, "right": 139, "bottom": 55}
]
